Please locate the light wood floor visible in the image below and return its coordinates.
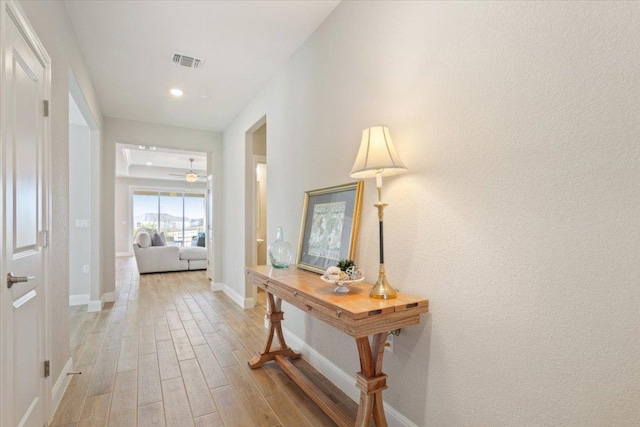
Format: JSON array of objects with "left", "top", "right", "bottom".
[{"left": 54, "top": 257, "right": 359, "bottom": 427}]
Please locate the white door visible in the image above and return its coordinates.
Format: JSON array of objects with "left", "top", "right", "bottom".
[{"left": 1, "top": 4, "right": 49, "bottom": 427}]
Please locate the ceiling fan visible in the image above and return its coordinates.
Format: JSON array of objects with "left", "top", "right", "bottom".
[{"left": 169, "top": 158, "right": 205, "bottom": 182}]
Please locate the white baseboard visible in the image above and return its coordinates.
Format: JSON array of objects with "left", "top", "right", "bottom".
[
  {"left": 211, "top": 282, "right": 224, "bottom": 291},
  {"left": 50, "top": 357, "right": 73, "bottom": 420},
  {"left": 103, "top": 291, "right": 116, "bottom": 303},
  {"left": 221, "top": 283, "right": 254, "bottom": 309},
  {"left": 87, "top": 290, "right": 117, "bottom": 312},
  {"left": 87, "top": 298, "right": 103, "bottom": 312},
  {"left": 282, "top": 327, "right": 417, "bottom": 427},
  {"left": 115, "top": 252, "right": 132, "bottom": 257},
  {"left": 69, "top": 294, "right": 90, "bottom": 306},
  {"left": 71, "top": 290, "right": 115, "bottom": 310}
]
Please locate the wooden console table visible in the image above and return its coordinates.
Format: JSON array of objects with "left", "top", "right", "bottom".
[{"left": 246, "top": 265, "right": 429, "bottom": 427}]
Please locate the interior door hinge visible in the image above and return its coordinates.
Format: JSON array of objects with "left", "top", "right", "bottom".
[
  {"left": 43, "top": 100, "right": 49, "bottom": 117},
  {"left": 42, "top": 230, "right": 49, "bottom": 247},
  {"left": 44, "top": 360, "right": 50, "bottom": 378}
]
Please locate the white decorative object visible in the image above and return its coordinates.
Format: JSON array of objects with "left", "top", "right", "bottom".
[
  {"left": 326, "top": 266, "right": 341, "bottom": 275},
  {"left": 322, "top": 267, "right": 364, "bottom": 293}
]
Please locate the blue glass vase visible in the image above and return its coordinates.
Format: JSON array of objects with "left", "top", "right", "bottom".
[{"left": 268, "top": 226, "right": 293, "bottom": 268}]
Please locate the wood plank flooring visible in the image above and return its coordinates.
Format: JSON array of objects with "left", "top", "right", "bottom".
[{"left": 53, "top": 256, "right": 356, "bottom": 427}]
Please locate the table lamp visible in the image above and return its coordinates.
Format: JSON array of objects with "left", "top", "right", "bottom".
[{"left": 350, "top": 126, "right": 407, "bottom": 299}]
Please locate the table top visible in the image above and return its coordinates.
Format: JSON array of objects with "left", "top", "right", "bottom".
[{"left": 247, "top": 265, "right": 429, "bottom": 321}]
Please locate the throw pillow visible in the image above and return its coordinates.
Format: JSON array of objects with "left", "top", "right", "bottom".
[
  {"left": 135, "top": 231, "right": 152, "bottom": 248},
  {"left": 151, "top": 230, "right": 166, "bottom": 246}
]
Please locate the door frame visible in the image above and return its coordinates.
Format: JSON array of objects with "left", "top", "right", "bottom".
[
  {"left": 69, "top": 69, "right": 102, "bottom": 310},
  {"left": 0, "top": 0, "right": 52, "bottom": 424},
  {"left": 251, "top": 155, "right": 266, "bottom": 305},
  {"left": 251, "top": 154, "right": 267, "bottom": 266},
  {"left": 243, "top": 115, "right": 266, "bottom": 308}
]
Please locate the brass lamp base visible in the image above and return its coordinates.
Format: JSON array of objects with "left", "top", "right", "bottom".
[{"left": 369, "top": 264, "right": 397, "bottom": 299}]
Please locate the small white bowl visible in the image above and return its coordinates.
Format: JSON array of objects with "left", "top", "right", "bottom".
[{"left": 320, "top": 274, "right": 365, "bottom": 293}]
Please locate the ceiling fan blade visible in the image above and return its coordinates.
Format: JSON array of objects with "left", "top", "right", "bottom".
[{"left": 166, "top": 159, "right": 206, "bottom": 182}]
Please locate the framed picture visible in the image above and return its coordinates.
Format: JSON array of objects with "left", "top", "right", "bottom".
[{"left": 296, "top": 182, "right": 363, "bottom": 274}]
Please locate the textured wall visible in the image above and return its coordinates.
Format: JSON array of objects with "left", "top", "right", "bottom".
[
  {"left": 19, "top": 0, "right": 103, "bottom": 384},
  {"left": 69, "top": 125, "right": 92, "bottom": 297},
  {"left": 221, "top": 2, "right": 640, "bottom": 425}
]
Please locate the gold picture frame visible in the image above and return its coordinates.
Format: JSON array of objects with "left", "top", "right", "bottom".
[{"left": 296, "top": 182, "right": 363, "bottom": 274}]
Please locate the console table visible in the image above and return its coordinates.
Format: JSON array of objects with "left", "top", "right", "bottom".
[{"left": 246, "top": 265, "right": 429, "bottom": 427}]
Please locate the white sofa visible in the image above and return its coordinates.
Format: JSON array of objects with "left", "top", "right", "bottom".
[{"left": 132, "top": 230, "right": 207, "bottom": 274}]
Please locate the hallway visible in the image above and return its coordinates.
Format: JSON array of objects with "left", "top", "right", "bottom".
[{"left": 52, "top": 257, "right": 353, "bottom": 426}]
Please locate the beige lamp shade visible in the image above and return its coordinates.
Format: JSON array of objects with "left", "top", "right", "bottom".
[{"left": 349, "top": 126, "right": 407, "bottom": 179}]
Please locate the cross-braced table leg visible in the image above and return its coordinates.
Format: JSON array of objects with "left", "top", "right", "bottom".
[
  {"left": 355, "top": 332, "right": 388, "bottom": 427},
  {"left": 248, "top": 291, "right": 301, "bottom": 369}
]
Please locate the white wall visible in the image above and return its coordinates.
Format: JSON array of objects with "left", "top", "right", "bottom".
[
  {"left": 114, "top": 177, "right": 206, "bottom": 255},
  {"left": 19, "top": 0, "right": 104, "bottom": 386},
  {"left": 253, "top": 123, "right": 266, "bottom": 156},
  {"left": 68, "top": 124, "right": 91, "bottom": 299},
  {"left": 221, "top": 2, "right": 640, "bottom": 425},
  {"left": 103, "top": 117, "right": 223, "bottom": 290}
]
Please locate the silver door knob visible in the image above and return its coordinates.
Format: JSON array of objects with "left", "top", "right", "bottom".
[{"left": 7, "top": 273, "right": 34, "bottom": 289}]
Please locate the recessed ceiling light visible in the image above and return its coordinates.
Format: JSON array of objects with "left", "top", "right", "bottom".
[
  {"left": 139, "top": 145, "right": 146, "bottom": 149},
  {"left": 149, "top": 146, "right": 156, "bottom": 151},
  {"left": 146, "top": 162, "right": 152, "bottom": 166},
  {"left": 170, "top": 88, "right": 184, "bottom": 97}
]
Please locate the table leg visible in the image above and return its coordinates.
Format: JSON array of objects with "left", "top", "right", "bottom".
[
  {"left": 355, "top": 332, "right": 388, "bottom": 427},
  {"left": 248, "top": 291, "right": 301, "bottom": 369}
]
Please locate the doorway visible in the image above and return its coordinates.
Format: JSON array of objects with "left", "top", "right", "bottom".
[
  {"left": 244, "top": 117, "right": 267, "bottom": 308},
  {"left": 113, "top": 144, "right": 209, "bottom": 274},
  {"left": 255, "top": 157, "right": 267, "bottom": 265},
  {"left": 68, "top": 93, "right": 91, "bottom": 308},
  {"left": 68, "top": 71, "right": 101, "bottom": 312}
]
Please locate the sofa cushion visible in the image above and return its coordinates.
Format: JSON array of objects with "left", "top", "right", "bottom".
[
  {"left": 179, "top": 247, "right": 207, "bottom": 261},
  {"left": 151, "top": 231, "right": 166, "bottom": 246},
  {"left": 136, "top": 231, "right": 152, "bottom": 248},
  {"left": 133, "top": 245, "right": 185, "bottom": 274},
  {"left": 188, "top": 259, "right": 207, "bottom": 270}
]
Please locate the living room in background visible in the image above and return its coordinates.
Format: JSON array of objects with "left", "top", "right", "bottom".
[{"left": 132, "top": 189, "right": 206, "bottom": 247}]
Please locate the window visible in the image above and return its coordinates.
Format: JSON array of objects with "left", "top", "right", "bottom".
[{"left": 133, "top": 190, "right": 206, "bottom": 247}]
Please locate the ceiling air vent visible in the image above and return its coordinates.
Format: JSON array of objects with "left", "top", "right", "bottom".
[{"left": 171, "top": 52, "right": 205, "bottom": 70}]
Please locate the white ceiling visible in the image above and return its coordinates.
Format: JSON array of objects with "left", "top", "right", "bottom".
[
  {"left": 64, "top": 0, "right": 340, "bottom": 131},
  {"left": 116, "top": 143, "right": 207, "bottom": 181}
]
